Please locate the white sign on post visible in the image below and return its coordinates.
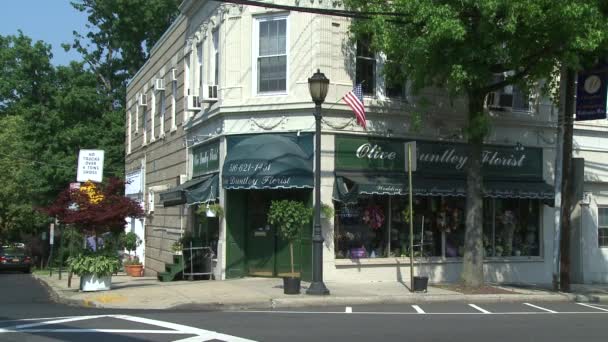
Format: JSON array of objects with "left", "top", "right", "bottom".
[
  {"left": 77, "top": 149, "right": 104, "bottom": 183},
  {"left": 49, "top": 223, "right": 55, "bottom": 245},
  {"left": 404, "top": 141, "right": 417, "bottom": 172}
]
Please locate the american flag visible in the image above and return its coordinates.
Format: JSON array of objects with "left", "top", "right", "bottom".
[{"left": 342, "top": 83, "right": 366, "bottom": 129}]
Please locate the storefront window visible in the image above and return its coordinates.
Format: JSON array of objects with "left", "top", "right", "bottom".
[
  {"left": 335, "top": 196, "right": 541, "bottom": 260},
  {"left": 484, "top": 198, "right": 541, "bottom": 257},
  {"left": 334, "top": 195, "right": 465, "bottom": 259}
]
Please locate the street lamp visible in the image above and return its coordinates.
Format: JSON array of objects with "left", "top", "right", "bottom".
[{"left": 307, "top": 69, "right": 330, "bottom": 295}]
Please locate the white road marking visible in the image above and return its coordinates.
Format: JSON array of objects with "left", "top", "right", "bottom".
[
  {"left": 523, "top": 303, "right": 557, "bottom": 313},
  {"left": 468, "top": 304, "right": 491, "bottom": 314},
  {"left": 0, "top": 314, "right": 258, "bottom": 342},
  {"left": 231, "top": 309, "right": 608, "bottom": 315},
  {"left": 577, "top": 303, "right": 608, "bottom": 312},
  {"left": 345, "top": 306, "right": 353, "bottom": 313},
  {"left": 412, "top": 305, "right": 425, "bottom": 314}
]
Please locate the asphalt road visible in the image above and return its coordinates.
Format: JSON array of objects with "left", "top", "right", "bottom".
[{"left": 1, "top": 271, "right": 607, "bottom": 342}]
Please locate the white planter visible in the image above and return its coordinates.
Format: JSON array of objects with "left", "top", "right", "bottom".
[{"left": 80, "top": 274, "right": 112, "bottom": 292}]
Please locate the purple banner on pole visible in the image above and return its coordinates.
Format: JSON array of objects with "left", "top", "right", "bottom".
[{"left": 576, "top": 65, "right": 608, "bottom": 121}]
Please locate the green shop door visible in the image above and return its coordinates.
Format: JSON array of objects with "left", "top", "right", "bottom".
[
  {"left": 246, "top": 191, "right": 276, "bottom": 276},
  {"left": 246, "top": 190, "right": 312, "bottom": 279}
]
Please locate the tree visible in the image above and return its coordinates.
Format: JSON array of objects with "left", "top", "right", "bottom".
[
  {"left": 344, "top": 0, "right": 608, "bottom": 287},
  {"left": 44, "top": 178, "right": 143, "bottom": 244},
  {"left": 66, "top": 0, "right": 181, "bottom": 108}
]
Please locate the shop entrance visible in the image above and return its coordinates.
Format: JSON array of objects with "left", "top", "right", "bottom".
[{"left": 225, "top": 189, "right": 312, "bottom": 280}]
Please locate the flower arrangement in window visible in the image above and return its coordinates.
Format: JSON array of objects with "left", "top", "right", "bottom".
[
  {"left": 436, "top": 206, "right": 462, "bottom": 233},
  {"left": 362, "top": 204, "right": 385, "bottom": 230}
]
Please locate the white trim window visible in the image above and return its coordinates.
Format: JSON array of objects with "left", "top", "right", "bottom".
[
  {"left": 127, "top": 110, "right": 132, "bottom": 154},
  {"left": 355, "top": 35, "right": 376, "bottom": 96},
  {"left": 135, "top": 103, "right": 139, "bottom": 133},
  {"left": 150, "top": 91, "right": 156, "bottom": 142},
  {"left": 160, "top": 88, "right": 166, "bottom": 136},
  {"left": 212, "top": 28, "right": 220, "bottom": 86},
  {"left": 171, "top": 75, "right": 177, "bottom": 130},
  {"left": 197, "top": 41, "right": 204, "bottom": 95},
  {"left": 184, "top": 52, "right": 192, "bottom": 123},
  {"left": 599, "top": 207, "right": 608, "bottom": 248},
  {"left": 254, "top": 14, "right": 288, "bottom": 94},
  {"left": 142, "top": 103, "right": 147, "bottom": 145}
]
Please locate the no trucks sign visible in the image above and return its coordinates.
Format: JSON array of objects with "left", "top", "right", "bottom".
[{"left": 77, "top": 149, "right": 104, "bottom": 183}]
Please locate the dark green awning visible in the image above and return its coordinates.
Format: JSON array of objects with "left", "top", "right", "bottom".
[
  {"left": 333, "top": 172, "right": 467, "bottom": 200},
  {"left": 222, "top": 133, "right": 313, "bottom": 189},
  {"left": 186, "top": 174, "right": 219, "bottom": 204},
  {"left": 159, "top": 174, "right": 218, "bottom": 207},
  {"left": 483, "top": 180, "right": 554, "bottom": 199},
  {"left": 333, "top": 172, "right": 555, "bottom": 201}
]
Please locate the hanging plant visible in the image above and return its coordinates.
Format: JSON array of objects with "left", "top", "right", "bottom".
[{"left": 362, "top": 205, "right": 385, "bottom": 230}]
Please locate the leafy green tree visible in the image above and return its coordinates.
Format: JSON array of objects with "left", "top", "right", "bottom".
[
  {"left": 66, "top": 0, "right": 180, "bottom": 108},
  {"left": 344, "top": 0, "right": 608, "bottom": 287}
]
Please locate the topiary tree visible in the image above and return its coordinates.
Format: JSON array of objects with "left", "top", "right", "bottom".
[{"left": 267, "top": 200, "right": 312, "bottom": 276}]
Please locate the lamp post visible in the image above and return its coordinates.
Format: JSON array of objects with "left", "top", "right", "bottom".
[{"left": 306, "top": 69, "right": 330, "bottom": 295}]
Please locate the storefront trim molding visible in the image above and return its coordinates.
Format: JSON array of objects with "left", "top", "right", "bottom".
[{"left": 334, "top": 256, "right": 544, "bottom": 267}]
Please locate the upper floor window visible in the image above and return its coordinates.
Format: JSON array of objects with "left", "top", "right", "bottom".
[
  {"left": 256, "top": 15, "right": 287, "bottom": 93},
  {"left": 599, "top": 207, "right": 608, "bottom": 248},
  {"left": 197, "top": 42, "right": 204, "bottom": 95},
  {"left": 356, "top": 35, "right": 375, "bottom": 96},
  {"left": 384, "top": 60, "right": 406, "bottom": 99},
  {"left": 487, "top": 73, "right": 531, "bottom": 112},
  {"left": 127, "top": 110, "right": 132, "bottom": 154},
  {"left": 212, "top": 28, "right": 220, "bottom": 86}
]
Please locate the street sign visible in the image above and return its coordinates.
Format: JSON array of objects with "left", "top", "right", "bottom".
[
  {"left": 77, "top": 149, "right": 104, "bottom": 183},
  {"left": 404, "top": 141, "right": 417, "bottom": 172},
  {"left": 49, "top": 223, "right": 55, "bottom": 245}
]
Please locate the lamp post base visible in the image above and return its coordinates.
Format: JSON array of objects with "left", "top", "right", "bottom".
[{"left": 306, "top": 281, "right": 330, "bottom": 295}]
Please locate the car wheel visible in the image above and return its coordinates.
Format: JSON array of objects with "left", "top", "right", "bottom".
[{"left": 23, "top": 268, "right": 31, "bottom": 274}]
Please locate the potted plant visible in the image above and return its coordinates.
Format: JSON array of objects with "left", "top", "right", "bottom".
[
  {"left": 122, "top": 232, "right": 143, "bottom": 277},
  {"left": 42, "top": 178, "right": 144, "bottom": 291},
  {"left": 67, "top": 253, "right": 121, "bottom": 291},
  {"left": 267, "top": 199, "right": 312, "bottom": 295},
  {"left": 197, "top": 203, "right": 224, "bottom": 219},
  {"left": 171, "top": 241, "right": 183, "bottom": 255}
]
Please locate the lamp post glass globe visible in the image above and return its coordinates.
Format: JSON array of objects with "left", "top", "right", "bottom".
[{"left": 308, "top": 69, "right": 329, "bottom": 104}]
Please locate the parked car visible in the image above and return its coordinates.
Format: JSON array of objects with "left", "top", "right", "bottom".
[{"left": 0, "top": 245, "right": 32, "bottom": 273}]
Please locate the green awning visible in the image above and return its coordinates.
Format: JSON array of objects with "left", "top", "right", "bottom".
[
  {"left": 222, "top": 133, "right": 313, "bottom": 189},
  {"left": 483, "top": 180, "right": 554, "bottom": 199},
  {"left": 186, "top": 174, "right": 219, "bottom": 204},
  {"left": 333, "top": 172, "right": 467, "bottom": 200},
  {"left": 159, "top": 174, "right": 218, "bottom": 207},
  {"left": 333, "top": 172, "right": 555, "bottom": 201}
]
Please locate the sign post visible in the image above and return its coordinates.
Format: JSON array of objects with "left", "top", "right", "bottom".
[
  {"left": 48, "top": 223, "right": 54, "bottom": 276},
  {"left": 405, "top": 142, "right": 417, "bottom": 292}
]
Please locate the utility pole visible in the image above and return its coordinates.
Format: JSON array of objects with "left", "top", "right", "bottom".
[{"left": 559, "top": 68, "right": 576, "bottom": 292}]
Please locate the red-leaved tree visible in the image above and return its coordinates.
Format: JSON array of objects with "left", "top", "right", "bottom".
[{"left": 43, "top": 178, "right": 144, "bottom": 240}]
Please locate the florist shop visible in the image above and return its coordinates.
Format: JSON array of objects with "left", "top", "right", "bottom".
[
  {"left": 223, "top": 133, "right": 314, "bottom": 280},
  {"left": 330, "top": 135, "right": 554, "bottom": 283}
]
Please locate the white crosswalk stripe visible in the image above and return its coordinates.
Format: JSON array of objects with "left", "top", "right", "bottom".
[{"left": 0, "top": 314, "right": 257, "bottom": 342}]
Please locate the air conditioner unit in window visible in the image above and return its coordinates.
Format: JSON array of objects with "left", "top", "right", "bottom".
[
  {"left": 154, "top": 78, "right": 165, "bottom": 91},
  {"left": 200, "top": 84, "right": 218, "bottom": 102},
  {"left": 171, "top": 68, "right": 178, "bottom": 82},
  {"left": 138, "top": 93, "right": 147, "bottom": 106},
  {"left": 185, "top": 95, "right": 201, "bottom": 111}
]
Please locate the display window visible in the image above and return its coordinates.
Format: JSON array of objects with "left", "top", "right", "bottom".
[{"left": 334, "top": 196, "right": 541, "bottom": 260}]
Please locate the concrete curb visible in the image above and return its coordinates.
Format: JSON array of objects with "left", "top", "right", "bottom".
[
  {"left": 33, "top": 274, "right": 605, "bottom": 311},
  {"left": 33, "top": 274, "right": 98, "bottom": 308}
]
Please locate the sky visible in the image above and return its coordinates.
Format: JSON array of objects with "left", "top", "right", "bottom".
[{"left": 0, "top": 0, "right": 89, "bottom": 65}]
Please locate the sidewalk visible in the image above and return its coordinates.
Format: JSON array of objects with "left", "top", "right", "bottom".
[{"left": 33, "top": 273, "right": 607, "bottom": 310}]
